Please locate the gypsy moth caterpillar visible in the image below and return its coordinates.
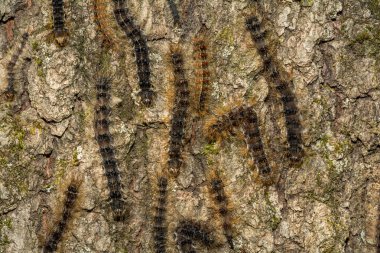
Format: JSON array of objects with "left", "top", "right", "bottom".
[
  {"left": 43, "top": 180, "right": 80, "bottom": 253},
  {"left": 113, "top": 1, "right": 154, "bottom": 106},
  {"left": 166, "top": 0, "right": 180, "bottom": 26},
  {"left": 92, "top": 0, "right": 123, "bottom": 49},
  {"left": 153, "top": 176, "right": 168, "bottom": 253},
  {"left": 246, "top": 16, "right": 304, "bottom": 164},
  {"left": 5, "top": 32, "right": 29, "bottom": 101},
  {"left": 205, "top": 106, "right": 272, "bottom": 178},
  {"left": 51, "top": 0, "right": 68, "bottom": 45},
  {"left": 94, "top": 77, "right": 125, "bottom": 221},
  {"left": 209, "top": 175, "right": 234, "bottom": 249},
  {"left": 174, "top": 219, "right": 216, "bottom": 253},
  {"left": 167, "top": 47, "right": 190, "bottom": 176},
  {"left": 193, "top": 37, "right": 211, "bottom": 114}
]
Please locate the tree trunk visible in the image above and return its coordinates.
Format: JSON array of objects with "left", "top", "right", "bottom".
[{"left": 0, "top": 0, "right": 379, "bottom": 252}]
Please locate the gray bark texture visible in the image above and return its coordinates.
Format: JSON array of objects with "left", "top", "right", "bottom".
[{"left": 0, "top": 0, "right": 379, "bottom": 252}]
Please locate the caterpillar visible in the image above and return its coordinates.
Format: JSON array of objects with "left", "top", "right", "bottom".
[
  {"left": 51, "top": 0, "right": 67, "bottom": 45},
  {"left": 13, "top": 57, "right": 32, "bottom": 112},
  {"left": 43, "top": 181, "right": 80, "bottom": 253},
  {"left": 113, "top": 0, "right": 154, "bottom": 106},
  {"left": 166, "top": 0, "right": 180, "bottom": 26},
  {"left": 209, "top": 176, "right": 234, "bottom": 249},
  {"left": 92, "top": 0, "right": 122, "bottom": 49},
  {"left": 206, "top": 106, "right": 272, "bottom": 177},
  {"left": 246, "top": 16, "right": 303, "bottom": 164},
  {"left": 167, "top": 49, "right": 190, "bottom": 176},
  {"left": 193, "top": 37, "right": 210, "bottom": 114},
  {"left": 5, "top": 32, "right": 29, "bottom": 100},
  {"left": 153, "top": 176, "right": 168, "bottom": 253},
  {"left": 174, "top": 220, "right": 216, "bottom": 253},
  {"left": 94, "top": 77, "right": 125, "bottom": 221}
]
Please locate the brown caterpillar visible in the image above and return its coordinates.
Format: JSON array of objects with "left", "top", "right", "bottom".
[
  {"left": 174, "top": 220, "right": 216, "bottom": 253},
  {"left": 153, "top": 176, "right": 168, "bottom": 253},
  {"left": 5, "top": 32, "right": 29, "bottom": 100},
  {"left": 193, "top": 37, "right": 210, "bottom": 114},
  {"left": 92, "top": 0, "right": 122, "bottom": 49},
  {"left": 167, "top": 48, "right": 190, "bottom": 176},
  {"left": 43, "top": 181, "right": 80, "bottom": 253},
  {"left": 246, "top": 16, "right": 303, "bottom": 164},
  {"left": 113, "top": 0, "right": 154, "bottom": 106},
  {"left": 51, "top": 0, "right": 67, "bottom": 45},
  {"left": 94, "top": 77, "right": 125, "bottom": 221},
  {"left": 209, "top": 175, "right": 234, "bottom": 249}
]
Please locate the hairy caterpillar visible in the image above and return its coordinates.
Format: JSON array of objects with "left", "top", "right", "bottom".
[
  {"left": 94, "top": 77, "right": 125, "bottom": 221},
  {"left": 193, "top": 37, "right": 210, "bottom": 114},
  {"left": 246, "top": 16, "right": 303, "bottom": 164},
  {"left": 51, "top": 0, "right": 67, "bottom": 45},
  {"left": 153, "top": 176, "right": 168, "bottom": 253},
  {"left": 174, "top": 220, "right": 216, "bottom": 253},
  {"left": 5, "top": 32, "right": 29, "bottom": 100},
  {"left": 209, "top": 176, "right": 234, "bottom": 249},
  {"left": 206, "top": 106, "right": 272, "bottom": 177},
  {"left": 113, "top": 0, "right": 154, "bottom": 106},
  {"left": 92, "top": 0, "right": 122, "bottom": 49},
  {"left": 43, "top": 181, "right": 80, "bottom": 253},
  {"left": 167, "top": 48, "right": 190, "bottom": 176},
  {"left": 166, "top": 0, "right": 180, "bottom": 26},
  {"left": 13, "top": 57, "right": 32, "bottom": 112}
]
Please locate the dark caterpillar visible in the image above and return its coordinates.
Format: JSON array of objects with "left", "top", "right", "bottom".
[
  {"left": 51, "top": 0, "right": 67, "bottom": 43},
  {"left": 167, "top": 49, "right": 190, "bottom": 176},
  {"left": 206, "top": 106, "right": 271, "bottom": 177},
  {"left": 209, "top": 177, "right": 234, "bottom": 249},
  {"left": 94, "top": 77, "right": 125, "bottom": 221},
  {"left": 246, "top": 16, "right": 303, "bottom": 164},
  {"left": 113, "top": 0, "right": 154, "bottom": 106},
  {"left": 242, "top": 106, "right": 271, "bottom": 175},
  {"left": 174, "top": 220, "right": 216, "bottom": 253},
  {"left": 193, "top": 37, "right": 210, "bottom": 114},
  {"left": 5, "top": 32, "right": 29, "bottom": 100},
  {"left": 153, "top": 176, "right": 168, "bottom": 253},
  {"left": 43, "top": 182, "right": 79, "bottom": 253},
  {"left": 166, "top": 0, "right": 180, "bottom": 26}
]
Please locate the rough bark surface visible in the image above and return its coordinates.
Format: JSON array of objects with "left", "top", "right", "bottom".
[{"left": 0, "top": 0, "right": 379, "bottom": 252}]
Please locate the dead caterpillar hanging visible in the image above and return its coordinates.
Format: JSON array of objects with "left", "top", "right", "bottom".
[
  {"left": 113, "top": 0, "right": 154, "bottom": 106},
  {"left": 94, "top": 77, "right": 125, "bottom": 221},
  {"left": 5, "top": 32, "right": 29, "bottom": 100},
  {"left": 193, "top": 37, "right": 210, "bottom": 114},
  {"left": 43, "top": 181, "right": 80, "bottom": 253},
  {"left": 167, "top": 48, "right": 190, "bottom": 176},
  {"left": 246, "top": 16, "right": 303, "bottom": 164},
  {"left": 209, "top": 176, "right": 234, "bottom": 249},
  {"left": 153, "top": 176, "right": 168, "bottom": 253},
  {"left": 174, "top": 219, "right": 216, "bottom": 253},
  {"left": 166, "top": 0, "right": 180, "bottom": 26},
  {"left": 51, "top": 0, "right": 67, "bottom": 45}
]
